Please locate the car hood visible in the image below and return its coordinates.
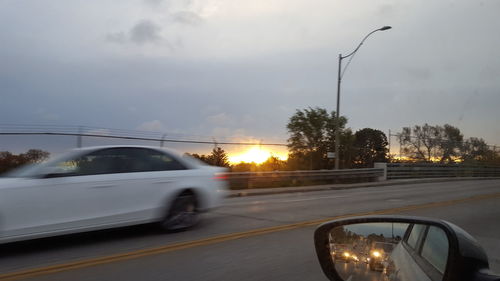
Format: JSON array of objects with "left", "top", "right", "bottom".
[
  {"left": 0, "top": 177, "right": 28, "bottom": 189},
  {"left": 211, "top": 166, "right": 228, "bottom": 172},
  {"left": 197, "top": 165, "right": 228, "bottom": 173}
]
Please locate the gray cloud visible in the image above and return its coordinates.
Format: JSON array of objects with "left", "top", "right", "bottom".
[
  {"left": 35, "top": 108, "right": 60, "bottom": 121},
  {"left": 377, "top": 4, "right": 396, "bottom": 18},
  {"left": 143, "top": 0, "right": 164, "bottom": 6},
  {"left": 105, "top": 32, "right": 127, "bottom": 44},
  {"left": 130, "top": 20, "right": 162, "bottom": 44},
  {"left": 171, "top": 11, "right": 203, "bottom": 25},
  {"left": 405, "top": 67, "right": 432, "bottom": 81},
  {"left": 137, "top": 120, "right": 167, "bottom": 132},
  {"left": 105, "top": 20, "right": 163, "bottom": 45},
  {"left": 2, "top": 0, "right": 500, "bottom": 155}
]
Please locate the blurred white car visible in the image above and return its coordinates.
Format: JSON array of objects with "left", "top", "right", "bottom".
[{"left": 0, "top": 145, "right": 228, "bottom": 244}]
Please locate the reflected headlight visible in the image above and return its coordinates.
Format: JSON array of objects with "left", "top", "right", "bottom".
[{"left": 343, "top": 252, "right": 350, "bottom": 257}]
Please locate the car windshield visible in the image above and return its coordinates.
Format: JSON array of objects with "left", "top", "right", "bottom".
[
  {"left": 0, "top": 1, "right": 499, "bottom": 281},
  {"left": 3, "top": 151, "right": 84, "bottom": 178}
]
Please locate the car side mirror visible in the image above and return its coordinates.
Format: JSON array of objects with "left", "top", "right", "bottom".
[{"left": 314, "top": 215, "right": 498, "bottom": 281}]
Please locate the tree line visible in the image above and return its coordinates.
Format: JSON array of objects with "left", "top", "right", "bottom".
[
  {"left": 188, "top": 107, "right": 390, "bottom": 170},
  {"left": 398, "top": 124, "right": 498, "bottom": 163},
  {"left": 1, "top": 108, "right": 498, "bottom": 173},
  {"left": 284, "top": 107, "right": 500, "bottom": 168},
  {"left": 285, "top": 107, "right": 388, "bottom": 169}
]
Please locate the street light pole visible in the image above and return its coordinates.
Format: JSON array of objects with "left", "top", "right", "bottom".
[
  {"left": 335, "top": 54, "right": 342, "bottom": 170},
  {"left": 334, "top": 26, "right": 392, "bottom": 169}
]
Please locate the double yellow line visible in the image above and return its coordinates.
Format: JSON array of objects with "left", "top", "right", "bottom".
[{"left": 2, "top": 191, "right": 500, "bottom": 281}]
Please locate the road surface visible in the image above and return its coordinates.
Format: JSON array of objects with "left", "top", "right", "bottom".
[{"left": 1, "top": 179, "right": 499, "bottom": 281}]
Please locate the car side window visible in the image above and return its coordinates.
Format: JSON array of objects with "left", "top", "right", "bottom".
[
  {"left": 421, "top": 226, "right": 449, "bottom": 274},
  {"left": 140, "top": 149, "right": 187, "bottom": 171},
  {"left": 102, "top": 148, "right": 187, "bottom": 172},
  {"left": 406, "top": 224, "right": 426, "bottom": 250},
  {"left": 73, "top": 149, "right": 123, "bottom": 175},
  {"left": 49, "top": 150, "right": 119, "bottom": 176},
  {"left": 49, "top": 148, "right": 187, "bottom": 176}
]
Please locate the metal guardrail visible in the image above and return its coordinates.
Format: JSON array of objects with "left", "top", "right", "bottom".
[
  {"left": 386, "top": 163, "right": 500, "bottom": 179},
  {"left": 226, "top": 163, "right": 500, "bottom": 189},
  {"left": 228, "top": 168, "right": 384, "bottom": 189}
]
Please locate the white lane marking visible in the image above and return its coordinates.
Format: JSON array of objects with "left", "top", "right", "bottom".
[{"left": 223, "top": 195, "right": 348, "bottom": 206}]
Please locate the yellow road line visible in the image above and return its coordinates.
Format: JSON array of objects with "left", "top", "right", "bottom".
[{"left": 2, "top": 191, "right": 500, "bottom": 281}]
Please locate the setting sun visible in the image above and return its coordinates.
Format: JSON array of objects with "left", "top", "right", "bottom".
[{"left": 228, "top": 146, "right": 287, "bottom": 164}]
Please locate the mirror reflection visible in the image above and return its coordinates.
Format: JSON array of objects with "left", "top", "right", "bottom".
[{"left": 328, "top": 222, "right": 449, "bottom": 281}]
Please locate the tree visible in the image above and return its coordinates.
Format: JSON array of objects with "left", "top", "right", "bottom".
[
  {"left": 207, "top": 147, "right": 230, "bottom": 167},
  {"left": 286, "top": 107, "right": 348, "bottom": 169},
  {"left": 398, "top": 124, "right": 463, "bottom": 162},
  {"left": 436, "top": 124, "right": 463, "bottom": 163},
  {"left": 397, "top": 124, "right": 498, "bottom": 164},
  {"left": 185, "top": 153, "right": 209, "bottom": 163},
  {"left": 340, "top": 129, "right": 356, "bottom": 169},
  {"left": 258, "top": 156, "right": 286, "bottom": 171},
  {"left": 460, "top": 137, "right": 494, "bottom": 163},
  {"left": 399, "top": 124, "right": 441, "bottom": 162},
  {"left": 231, "top": 162, "right": 258, "bottom": 172},
  {"left": 186, "top": 147, "right": 230, "bottom": 167},
  {"left": 352, "top": 128, "right": 388, "bottom": 167}
]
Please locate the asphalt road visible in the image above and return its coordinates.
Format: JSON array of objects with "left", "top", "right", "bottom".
[
  {"left": 336, "top": 261, "right": 386, "bottom": 281},
  {"left": 1, "top": 179, "right": 499, "bottom": 281}
]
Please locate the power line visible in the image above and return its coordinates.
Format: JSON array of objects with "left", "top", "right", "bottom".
[{"left": 0, "top": 124, "right": 288, "bottom": 147}]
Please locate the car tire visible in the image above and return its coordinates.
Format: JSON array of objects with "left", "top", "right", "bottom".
[{"left": 160, "top": 192, "right": 199, "bottom": 231}]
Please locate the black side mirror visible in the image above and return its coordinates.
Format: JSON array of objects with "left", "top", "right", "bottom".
[{"left": 314, "top": 215, "right": 498, "bottom": 281}]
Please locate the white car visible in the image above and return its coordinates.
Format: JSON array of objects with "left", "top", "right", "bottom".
[{"left": 0, "top": 145, "right": 228, "bottom": 244}]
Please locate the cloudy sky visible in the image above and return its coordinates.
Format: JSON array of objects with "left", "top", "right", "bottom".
[{"left": 1, "top": 0, "right": 499, "bottom": 158}]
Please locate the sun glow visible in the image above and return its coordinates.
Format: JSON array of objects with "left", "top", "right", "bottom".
[{"left": 228, "top": 146, "right": 287, "bottom": 164}]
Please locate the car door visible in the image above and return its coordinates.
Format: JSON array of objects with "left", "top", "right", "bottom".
[
  {"left": 387, "top": 223, "right": 448, "bottom": 281},
  {"left": 1, "top": 149, "right": 121, "bottom": 239},
  {"left": 79, "top": 147, "right": 192, "bottom": 225}
]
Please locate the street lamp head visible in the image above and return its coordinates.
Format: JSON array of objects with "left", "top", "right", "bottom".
[{"left": 379, "top": 26, "right": 392, "bottom": 31}]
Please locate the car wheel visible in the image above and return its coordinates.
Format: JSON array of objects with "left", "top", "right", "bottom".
[{"left": 160, "top": 192, "right": 199, "bottom": 231}]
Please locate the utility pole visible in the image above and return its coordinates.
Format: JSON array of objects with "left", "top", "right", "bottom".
[
  {"left": 334, "top": 26, "right": 392, "bottom": 169},
  {"left": 160, "top": 133, "right": 167, "bottom": 147},
  {"left": 388, "top": 129, "right": 391, "bottom": 161},
  {"left": 77, "top": 126, "right": 83, "bottom": 148},
  {"left": 335, "top": 54, "right": 342, "bottom": 170}
]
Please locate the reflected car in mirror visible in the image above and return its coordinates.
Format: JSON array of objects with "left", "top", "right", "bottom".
[{"left": 314, "top": 215, "right": 500, "bottom": 281}]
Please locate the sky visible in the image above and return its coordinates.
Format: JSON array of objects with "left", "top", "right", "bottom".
[
  {"left": 1, "top": 0, "right": 500, "bottom": 160},
  {"left": 344, "top": 223, "right": 408, "bottom": 239}
]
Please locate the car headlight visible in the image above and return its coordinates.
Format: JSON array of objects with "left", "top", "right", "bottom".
[{"left": 372, "top": 251, "right": 381, "bottom": 258}]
